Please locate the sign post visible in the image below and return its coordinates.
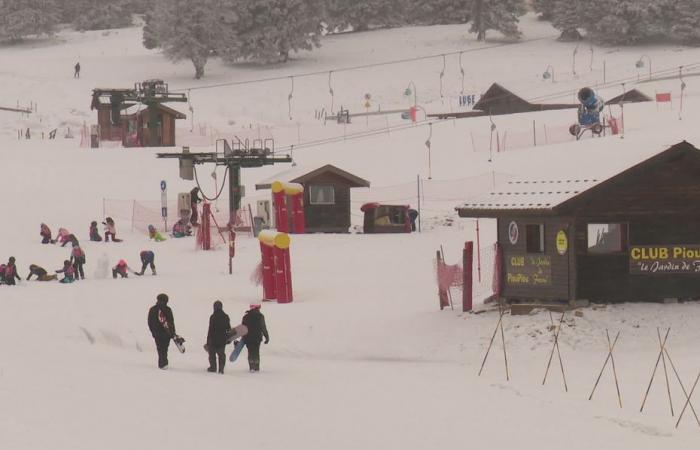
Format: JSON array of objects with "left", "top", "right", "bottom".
[{"left": 160, "top": 180, "right": 168, "bottom": 231}]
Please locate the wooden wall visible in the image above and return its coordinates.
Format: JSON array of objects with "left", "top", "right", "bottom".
[
  {"left": 499, "top": 217, "right": 575, "bottom": 302},
  {"left": 303, "top": 172, "right": 352, "bottom": 232}
]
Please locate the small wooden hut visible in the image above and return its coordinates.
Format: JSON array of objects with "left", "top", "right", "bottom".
[
  {"left": 456, "top": 141, "right": 700, "bottom": 304},
  {"left": 256, "top": 164, "right": 370, "bottom": 233}
]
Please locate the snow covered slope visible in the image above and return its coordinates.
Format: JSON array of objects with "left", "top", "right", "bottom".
[{"left": 2, "top": 14, "right": 700, "bottom": 450}]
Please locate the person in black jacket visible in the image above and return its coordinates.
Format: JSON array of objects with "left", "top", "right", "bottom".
[
  {"left": 241, "top": 303, "right": 269, "bottom": 372},
  {"left": 147, "top": 293, "right": 176, "bottom": 369},
  {"left": 190, "top": 187, "right": 202, "bottom": 226},
  {"left": 206, "top": 300, "right": 231, "bottom": 374}
]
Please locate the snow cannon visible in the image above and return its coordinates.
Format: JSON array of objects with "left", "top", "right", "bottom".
[{"left": 570, "top": 87, "right": 605, "bottom": 139}]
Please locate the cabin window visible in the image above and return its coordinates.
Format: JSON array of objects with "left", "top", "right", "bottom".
[
  {"left": 309, "top": 185, "right": 335, "bottom": 205},
  {"left": 525, "top": 224, "right": 545, "bottom": 253},
  {"left": 374, "top": 206, "right": 406, "bottom": 226},
  {"left": 587, "top": 223, "right": 628, "bottom": 254}
]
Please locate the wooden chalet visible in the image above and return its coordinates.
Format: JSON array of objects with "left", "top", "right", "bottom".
[
  {"left": 256, "top": 164, "right": 370, "bottom": 233},
  {"left": 121, "top": 103, "right": 186, "bottom": 147},
  {"left": 456, "top": 141, "right": 700, "bottom": 303}
]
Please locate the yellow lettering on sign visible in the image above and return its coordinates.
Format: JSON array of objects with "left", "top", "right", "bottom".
[
  {"left": 511, "top": 257, "right": 524, "bottom": 267},
  {"left": 631, "top": 248, "right": 641, "bottom": 260}
]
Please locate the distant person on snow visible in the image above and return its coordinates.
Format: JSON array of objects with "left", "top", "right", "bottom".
[
  {"left": 148, "top": 225, "right": 166, "bottom": 242},
  {"left": 172, "top": 219, "right": 192, "bottom": 238},
  {"left": 135, "top": 250, "right": 156, "bottom": 276},
  {"left": 190, "top": 187, "right": 202, "bottom": 226},
  {"left": 56, "top": 260, "right": 75, "bottom": 284},
  {"left": 3, "top": 257, "right": 21, "bottom": 285},
  {"left": 56, "top": 228, "right": 72, "bottom": 246},
  {"left": 74, "top": 62, "right": 80, "bottom": 78},
  {"left": 147, "top": 293, "right": 176, "bottom": 369},
  {"left": 103, "top": 217, "right": 122, "bottom": 242},
  {"left": 61, "top": 233, "right": 79, "bottom": 248},
  {"left": 40, "top": 223, "right": 54, "bottom": 244},
  {"left": 241, "top": 303, "right": 269, "bottom": 372},
  {"left": 408, "top": 208, "right": 419, "bottom": 232},
  {"left": 70, "top": 244, "right": 86, "bottom": 280},
  {"left": 26, "top": 264, "right": 57, "bottom": 281},
  {"left": 89, "top": 221, "right": 102, "bottom": 242},
  {"left": 206, "top": 300, "right": 231, "bottom": 374},
  {"left": 112, "top": 259, "right": 134, "bottom": 278}
]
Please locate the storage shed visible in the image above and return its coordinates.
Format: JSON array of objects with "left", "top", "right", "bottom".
[
  {"left": 256, "top": 164, "right": 370, "bottom": 233},
  {"left": 456, "top": 141, "right": 700, "bottom": 304},
  {"left": 121, "top": 103, "right": 186, "bottom": 147}
]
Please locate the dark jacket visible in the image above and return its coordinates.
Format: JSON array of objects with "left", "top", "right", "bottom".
[
  {"left": 207, "top": 309, "right": 231, "bottom": 348},
  {"left": 148, "top": 299, "right": 175, "bottom": 339},
  {"left": 140, "top": 251, "right": 155, "bottom": 263},
  {"left": 242, "top": 309, "right": 269, "bottom": 344}
]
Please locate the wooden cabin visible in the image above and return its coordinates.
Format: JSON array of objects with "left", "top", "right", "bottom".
[
  {"left": 256, "top": 164, "right": 370, "bottom": 233},
  {"left": 456, "top": 141, "right": 700, "bottom": 304},
  {"left": 121, "top": 104, "right": 186, "bottom": 147}
]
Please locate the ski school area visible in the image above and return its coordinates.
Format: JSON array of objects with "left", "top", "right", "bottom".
[{"left": 5, "top": 14, "right": 700, "bottom": 450}]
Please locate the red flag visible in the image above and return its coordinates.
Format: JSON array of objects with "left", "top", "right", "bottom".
[{"left": 656, "top": 92, "right": 672, "bottom": 103}]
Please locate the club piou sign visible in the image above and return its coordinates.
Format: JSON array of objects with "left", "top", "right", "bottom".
[{"left": 629, "top": 245, "right": 700, "bottom": 274}]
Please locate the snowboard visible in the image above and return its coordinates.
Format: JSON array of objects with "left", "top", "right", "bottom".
[
  {"left": 229, "top": 338, "right": 247, "bottom": 363},
  {"left": 226, "top": 324, "right": 248, "bottom": 345},
  {"left": 172, "top": 334, "right": 186, "bottom": 353}
]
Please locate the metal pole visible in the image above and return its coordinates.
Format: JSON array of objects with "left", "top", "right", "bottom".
[{"left": 228, "top": 163, "right": 241, "bottom": 228}]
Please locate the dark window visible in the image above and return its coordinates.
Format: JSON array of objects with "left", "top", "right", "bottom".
[
  {"left": 309, "top": 185, "right": 335, "bottom": 205},
  {"left": 587, "top": 223, "right": 628, "bottom": 254},
  {"left": 526, "top": 224, "right": 545, "bottom": 253}
]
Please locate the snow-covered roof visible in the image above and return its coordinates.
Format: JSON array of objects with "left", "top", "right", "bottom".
[
  {"left": 459, "top": 178, "right": 601, "bottom": 212},
  {"left": 255, "top": 164, "right": 370, "bottom": 190}
]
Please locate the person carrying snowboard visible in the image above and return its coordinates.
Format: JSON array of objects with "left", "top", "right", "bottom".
[
  {"left": 147, "top": 293, "right": 176, "bottom": 369},
  {"left": 147, "top": 225, "right": 166, "bottom": 242},
  {"left": 135, "top": 250, "right": 156, "bottom": 276},
  {"left": 70, "top": 243, "right": 86, "bottom": 280},
  {"left": 56, "top": 260, "right": 76, "bottom": 284},
  {"left": 205, "top": 300, "right": 231, "bottom": 374},
  {"left": 89, "top": 221, "right": 102, "bottom": 242},
  {"left": 3, "top": 257, "right": 21, "bottom": 285},
  {"left": 40, "top": 223, "right": 54, "bottom": 244},
  {"left": 112, "top": 259, "right": 133, "bottom": 278},
  {"left": 26, "top": 264, "right": 57, "bottom": 281},
  {"left": 103, "top": 217, "right": 122, "bottom": 242},
  {"left": 241, "top": 303, "right": 269, "bottom": 372}
]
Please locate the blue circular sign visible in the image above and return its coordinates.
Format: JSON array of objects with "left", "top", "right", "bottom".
[{"left": 160, "top": 180, "right": 166, "bottom": 191}]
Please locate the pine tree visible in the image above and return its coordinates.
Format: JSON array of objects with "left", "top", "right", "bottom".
[
  {"left": 669, "top": 0, "right": 700, "bottom": 45},
  {"left": 580, "top": 0, "right": 657, "bottom": 45},
  {"left": 470, "top": 0, "right": 526, "bottom": 41},
  {"left": 149, "top": 0, "right": 224, "bottom": 79},
  {"left": 142, "top": 8, "right": 159, "bottom": 50},
  {"left": 221, "top": 0, "right": 323, "bottom": 64},
  {"left": 0, "top": 0, "right": 59, "bottom": 41},
  {"left": 72, "top": 0, "right": 133, "bottom": 31},
  {"left": 551, "top": 0, "right": 582, "bottom": 41},
  {"left": 532, "top": 0, "right": 555, "bottom": 21},
  {"left": 325, "top": 0, "right": 402, "bottom": 32},
  {"left": 402, "top": 0, "right": 471, "bottom": 26}
]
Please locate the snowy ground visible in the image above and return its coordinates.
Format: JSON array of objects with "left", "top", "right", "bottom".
[{"left": 3, "top": 14, "right": 700, "bottom": 449}]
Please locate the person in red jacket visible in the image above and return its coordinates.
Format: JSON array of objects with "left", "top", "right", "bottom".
[
  {"left": 40, "top": 223, "right": 54, "bottom": 244},
  {"left": 112, "top": 259, "right": 133, "bottom": 278},
  {"left": 3, "top": 257, "right": 21, "bottom": 285},
  {"left": 56, "top": 260, "right": 76, "bottom": 284},
  {"left": 70, "top": 244, "right": 86, "bottom": 280}
]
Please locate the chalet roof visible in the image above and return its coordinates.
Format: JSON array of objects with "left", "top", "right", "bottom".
[
  {"left": 255, "top": 164, "right": 370, "bottom": 190},
  {"left": 472, "top": 83, "right": 577, "bottom": 115},
  {"left": 605, "top": 89, "right": 652, "bottom": 105},
  {"left": 456, "top": 140, "right": 698, "bottom": 217},
  {"left": 122, "top": 103, "right": 186, "bottom": 119}
]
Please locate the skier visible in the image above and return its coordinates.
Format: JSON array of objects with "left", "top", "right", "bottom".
[
  {"left": 89, "top": 221, "right": 102, "bottom": 242},
  {"left": 61, "top": 233, "right": 80, "bottom": 248},
  {"left": 205, "top": 300, "right": 231, "bottom": 374},
  {"left": 40, "top": 223, "right": 54, "bottom": 244},
  {"left": 135, "top": 250, "right": 156, "bottom": 276},
  {"left": 147, "top": 224, "right": 166, "bottom": 242},
  {"left": 112, "top": 259, "right": 133, "bottom": 278},
  {"left": 56, "top": 260, "right": 76, "bottom": 284},
  {"left": 172, "top": 219, "right": 192, "bottom": 238},
  {"left": 56, "top": 228, "right": 72, "bottom": 246},
  {"left": 74, "top": 62, "right": 80, "bottom": 78},
  {"left": 103, "top": 217, "right": 122, "bottom": 242},
  {"left": 3, "top": 257, "right": 21, "bottom": 285},
  {"left": 241, "top": 303, "right": 269, "bottom": 372},
  {"left": 147, "top": 293, "right": 176, "bottom": 369},
  {"left": 70, "top": 244, "right": 86, "bottom": 280},
  {"left": 190, "top": 187, "right": 202, "bottom": 226},
  {"left": 26, "top": 264, "right": 57, "bottom": 281}
]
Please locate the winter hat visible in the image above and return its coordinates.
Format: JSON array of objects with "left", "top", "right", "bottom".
[
  {"left": 157, "top": 293, "right": 169, "bottom": 304},
  {"left": 8, "top": 256, "right": 15, "bottom": 264},
  {"left": 64, "top": 260, "right": 70, "bottom": 266},
  {"left": 91, "top": 221, "right": 97, "bottom": 226},
  {"left": 249, "top": 303, "right": 261, "bottom": 310},
  {"left": 213, "top": 300, "right": 223, "bottom": 311},
  {"left": 148, "top": 225, "right": 155, "bottom": 232},
  {"left": 118, "top": 259, "right": 126, "bottom": 266}
]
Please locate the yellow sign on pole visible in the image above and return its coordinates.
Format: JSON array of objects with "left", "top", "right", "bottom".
[{"left": 556, "top": 230, "right": 568, "bottom": 255}]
